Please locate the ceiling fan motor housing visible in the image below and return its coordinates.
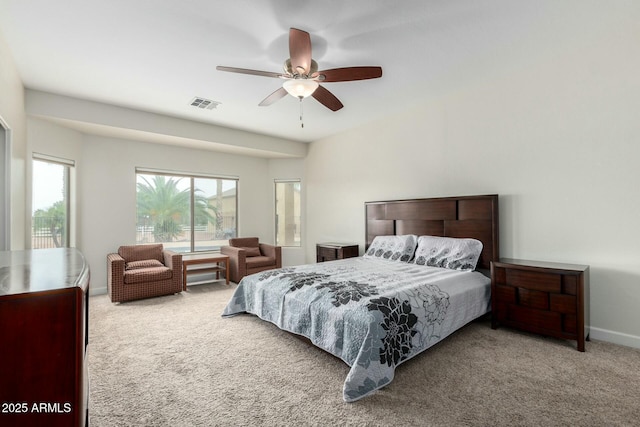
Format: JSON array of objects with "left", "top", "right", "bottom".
[{"left": 284, "top": 58, "right": 318, "bottom": 78}]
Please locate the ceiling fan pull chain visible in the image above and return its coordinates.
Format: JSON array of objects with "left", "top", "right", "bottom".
[{"left": 299, "top": 98, "right": 304, "bottom": 128}]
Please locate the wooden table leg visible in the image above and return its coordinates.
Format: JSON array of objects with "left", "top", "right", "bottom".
[{"left": 182, "top": 266, "right": 187, "bottom": 291}]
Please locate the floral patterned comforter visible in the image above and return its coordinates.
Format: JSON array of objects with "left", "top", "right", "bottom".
[{"left": 222, "top": 257, "right": 490, "bottom": 402}]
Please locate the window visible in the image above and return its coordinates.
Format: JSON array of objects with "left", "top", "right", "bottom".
[
  {"left": 136, "top": 169, "right": 237, "bottom": 253},
  {"left": 275, "top": 180, "right": 301, "bottom": 247},
  {"left": 31, "top": 154, "right": 73, "bottom": 249}
]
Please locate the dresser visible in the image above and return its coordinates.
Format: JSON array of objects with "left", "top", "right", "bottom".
[
  {"left": 0, "top": 248, "right": 90, "bottom": 426},
  {"left": 316, "top": 243, "right": 359, "bottom": 262},
  {"left": 491, "top": 258, "right": 589, "bottom": 351}
]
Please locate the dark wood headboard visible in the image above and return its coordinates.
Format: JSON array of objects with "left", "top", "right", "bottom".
[{"left": 365, "top": 195, "right": 499, "bottom": 271}]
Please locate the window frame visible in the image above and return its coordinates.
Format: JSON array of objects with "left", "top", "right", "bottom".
[
  {"left": 274, "top": 179, "right": 301, "bottom": 247},
  {"left": 31, "top": 153, "right": 74, "bottom": 249}
]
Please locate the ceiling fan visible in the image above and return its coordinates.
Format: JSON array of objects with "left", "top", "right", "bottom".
[{"left": 216, "top": 28, "right": 383, "bottom": 113}]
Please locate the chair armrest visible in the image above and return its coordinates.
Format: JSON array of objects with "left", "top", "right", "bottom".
[
  {"left": 221, "top": 245, "right": 246, "bottom": 283},
  {"left": 107, "top": 252, "right": 125, "bottom": 262},
  {"left": 107, "top": 253, "right": 125, "bottom": 279},
  {"left": 107, "top": 253, "right": 125, "bottom": 301},
  {"left": 163, "top": 250, "right": 183, "bottom": 289},
  {"left": 221, "top": 245, "right": 246, "bottom": 259},
  {"left": 162, "top": 249, "right": 182, "bottom": 270}
]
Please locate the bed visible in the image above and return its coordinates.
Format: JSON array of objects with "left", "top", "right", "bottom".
[{"left": 222, "top": 194, "right": 499, "bottom": 402}]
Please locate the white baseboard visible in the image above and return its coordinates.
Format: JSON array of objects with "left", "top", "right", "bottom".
[
  {"left": 90, "top": 286, "right": 108, "bottom": 296},
  {"left": 590, "top": 327, "right": 640, "bottom": 350}
]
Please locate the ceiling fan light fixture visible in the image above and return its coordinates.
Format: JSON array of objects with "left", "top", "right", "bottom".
[{"left": 283, "top": 78, "right": 319, "bottom": 99}]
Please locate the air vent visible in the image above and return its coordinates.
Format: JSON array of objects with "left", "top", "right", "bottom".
[{"left": 190, "top": 97, "right": 220, "bottom": 110}]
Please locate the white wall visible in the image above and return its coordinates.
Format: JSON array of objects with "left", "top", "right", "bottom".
[
  {"left": 0, "top": 33, "right": 27, "bottom": 250},
  {"left": 305, "top": 5, "right": 640, "bottom": 348}
]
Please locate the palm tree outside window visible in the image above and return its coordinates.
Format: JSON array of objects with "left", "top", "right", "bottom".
[{"left": 135, "top": 171, "right": 237, "bottom": 253}]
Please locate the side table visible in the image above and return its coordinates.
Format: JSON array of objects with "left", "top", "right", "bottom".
[{"left": 182, "top": 254, "right": 230, "bottom": 290}]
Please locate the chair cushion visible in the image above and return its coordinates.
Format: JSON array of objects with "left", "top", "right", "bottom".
[
  {"left": 241, "top": 247, "right": 261, "bottom": 257},
  {"left": 119, "top": 244, "right": 164, "bottom": 263},
  {"left": 123, "top": 266, "right": 172, "bottom": 284},
  {"left": 246, "top": 256, "right": 276, "bottom": 269}
]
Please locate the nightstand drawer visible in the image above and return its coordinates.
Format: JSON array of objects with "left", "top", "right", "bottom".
[
  {"left": 505, "top": 269, "right": 561, "bottom": 293},
  {"left": 550, "top": 294, "right": 577, "bottom": 314},
  {"left": 507, "top": 305, "right": 561, "bottom": 332},
  {"left": 318, "top": 246, "right": 338, "bottom": 261},
  {"left": 562, "top": 275, "right": 577, "bottom": 295},
  {"left": 563, "top": 315, "right": 577, "bottom": 334},
  {"left": 316, "top": 243, "right": 359, "bottom": 263},
  {"left": 517, "top": 287, "right": 549, "bottom": 310},
  {"left": 494, "top": 284, "right": 516, "bottom": 304}
]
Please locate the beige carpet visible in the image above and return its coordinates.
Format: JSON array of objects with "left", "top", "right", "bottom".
[{"left": 88, "top": 282, "right": 640, "bottom": 426}]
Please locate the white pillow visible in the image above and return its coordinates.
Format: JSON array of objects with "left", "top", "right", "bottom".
[
  {"left": 412, "top": 235, "right": 483, "bottom": 271},
  {"left": 363, "top": 235, "right": 417, "bottom": 262}
]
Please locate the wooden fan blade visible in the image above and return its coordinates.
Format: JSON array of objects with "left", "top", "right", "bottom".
[
  {"left": 216, "top": 66, "right": 283, "bottom": 79},
  {"left": 317, "top": 66, "right": 383, "bottom": 82},
  {"left": 312, "top": 85, "right": 344, "bottom": 111},
  {"left": 289, "top": 28, "right": 312, "bottom": 75},
  {"left": 259, "top": 87, "right": 288, "bottom": 106}
]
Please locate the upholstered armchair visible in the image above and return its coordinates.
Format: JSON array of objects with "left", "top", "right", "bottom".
[
  {"left": 107, "top": 244, "right": 183, "bottom": 303},
  {"left": 221, "top": 237, "right": 282, "bottom": 283}
]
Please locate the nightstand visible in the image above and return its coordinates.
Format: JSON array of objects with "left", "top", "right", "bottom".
[
  {"left": 316, "top": 243, "right": 359, "bottom": 262},
  {"left": 491, "top": 258, "right": 590, "bottom": 352}
]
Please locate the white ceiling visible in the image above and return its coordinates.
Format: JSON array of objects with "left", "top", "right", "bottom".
[{"left": 0, "top": 0, "right": 566, "bottom": 143}]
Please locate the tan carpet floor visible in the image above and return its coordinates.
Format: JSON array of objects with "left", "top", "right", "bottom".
[{"left": 88, "top": 282, "right": 640, "bottom": 426}]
